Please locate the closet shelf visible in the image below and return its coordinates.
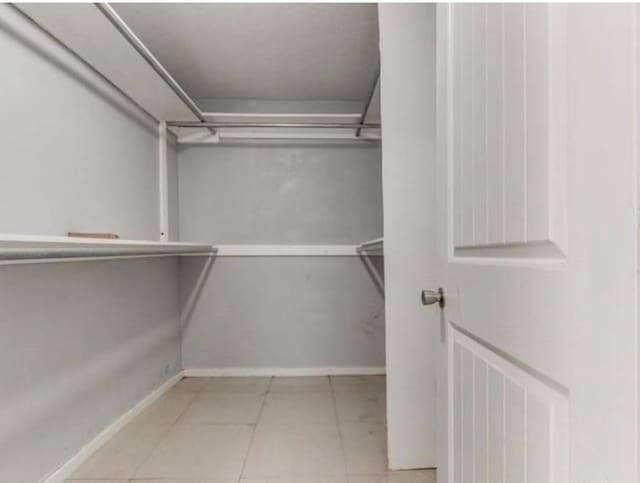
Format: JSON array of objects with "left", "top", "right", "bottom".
[
  {"left": 214, "top": 245, "right": 358, "bottom": 257},
  {"left": 0, "top": 234, "right": 216, "bottom": 264},
  {"left": 356, "top": 237, "right": 384, "bottom": 255}
]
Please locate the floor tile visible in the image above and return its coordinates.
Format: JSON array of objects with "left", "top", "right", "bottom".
[
  {"left": 66, "top": 480, "right": 126, "bottom": 483},
  {"left": 135, "top": 423, "right": 253, "bottom": 479},
  {"left": 334, "top": 390, "right": 386, "bottom": 423},
  {"left": 71, "top": 424, "right": 170, "bottom": 479},
  {"left": 203, "top": 376, "right": 272, "bottom": 394},
  {"left": 242, "top": 478, "right": 347, "bottom": 483},
  {"left": 348, "top": 470, "right": 436, "bottom": 483},
  {"left": 270, "top": 376, "right": 332, "bottom": 392},
  {"left": 134, "top": 392, "right": 196, "bottom": 424},
  {"left": 340, "top": 423, "right": 388, "bottom": 475},
  {"left": 168, "top": 377, "right": 211, "bottom": 394},
  {"left": 130, "top": 479, "right": 237, "bottom": 483},
  {"left": 243, "top": 423, "right": 345, "bottom": 477},
  {"left": 260, "top": 392, "right": 337, "bottom": 424},
  {"left": 331, "top": 376, "right": 386, "bottom": 393},
  {"left": 180, "top": 392, "right": 265, "bottom": 424}
]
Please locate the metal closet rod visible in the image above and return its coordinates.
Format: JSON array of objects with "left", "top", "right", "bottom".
[
  {"left": 95, "top": 3, "right": 214, "bottom": 134},
  {"left": 166, "top": 121, "right": 381, "bottom": 129},
  {"left": 96, "top": 3, "right": 381, "bottom": 137},
  {"left": 0, "top": 247, "right": 217, "bottom": 262}
]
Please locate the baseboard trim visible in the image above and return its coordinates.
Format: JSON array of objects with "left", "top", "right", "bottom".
[
  {"left": 42, "top": 371, "right": 184, "bottom": 483},
  {"left": 183, "top": 366, "right": 386, "bottom": 377}
]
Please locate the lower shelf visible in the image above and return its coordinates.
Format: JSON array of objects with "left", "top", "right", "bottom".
[
  {"left": 213, "top": 245, "right": 359, "bottom": 257},
  {"left": 0, "top": 233, "right": 216, "bottom": 264},
  {"left": 0, "top": 235, "right": 385, "bottom": 263}
]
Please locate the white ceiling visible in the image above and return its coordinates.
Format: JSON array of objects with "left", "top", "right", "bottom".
[{"left": 114, "top": 3, "right": 379, "bottom": 104}]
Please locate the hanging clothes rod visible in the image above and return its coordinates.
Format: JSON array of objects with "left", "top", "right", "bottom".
[
  {"left": 0, "top": 247, "right": 217, "bottom": 263},
  {"left": 95, "top": 3, "right": 214, "bottom": 134},
  {"left": 2, "top": 248, "right": 217, "bottom": 260},
  {"left": 167, "top": 121, "right": 381, "bottom": 129}
]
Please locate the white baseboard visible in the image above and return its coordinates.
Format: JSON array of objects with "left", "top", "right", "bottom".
[
  {"left": 42, "top": 371, "right": 184, "bottom": 483},
  {"left": 183, "top": 366, "right": 386, "bottom": 377}
]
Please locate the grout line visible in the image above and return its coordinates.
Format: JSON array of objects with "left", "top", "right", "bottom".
[
  {"left": 237, "top": 376, "right": 273, "bottom": 480},
  {"left": 45, "top": 372, "right": 184, "bottom": 483},
  {"left": 128, "top": 376, "right": 203, "bottom": 479},
  {"left": 75, "top": 376, "right": 396, "bottom": 482},
  {"left": 330, "top": 375, "right": 352, "bottom": 479},
  {"left": 167, "top": 378, "right": 208, "bottom": 427}
]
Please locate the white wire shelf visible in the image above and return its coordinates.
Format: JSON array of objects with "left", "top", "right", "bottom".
[
  {"left": 213, "top": 245, "right": 358, "bottom": 257},
  {"left": 0, "top": 233, "right": 216, "bottom": 265}
]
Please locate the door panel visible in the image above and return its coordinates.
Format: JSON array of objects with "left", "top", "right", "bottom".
[
  {"left": 451, "top": 328, "right": 569, "bottom": 483},
  {"left": 437, "top": 4, "right": 638, "bottom": 483},
  {"left": 451, "top": 4, "right": 566, "bottom": 258}
]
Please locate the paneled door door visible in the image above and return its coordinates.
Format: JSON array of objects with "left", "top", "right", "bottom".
[{"left": 434, "top": 4, "right": 638, "bottom": 483}]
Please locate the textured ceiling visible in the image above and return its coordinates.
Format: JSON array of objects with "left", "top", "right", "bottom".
[{"left": 114, "top": 3, "right": 379, "bottom": 103}]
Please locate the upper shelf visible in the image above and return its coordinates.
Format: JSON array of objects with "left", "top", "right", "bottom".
[
  {"left": 0, "top": 234, "right": 216, "bottom": 264},
  {"left": 14, "top": 4, "right": 198, "bottom": 126}
]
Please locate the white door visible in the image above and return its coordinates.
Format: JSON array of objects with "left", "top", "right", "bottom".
[{"left": 434, "top": 4, "right": 638, "bottom": 483}]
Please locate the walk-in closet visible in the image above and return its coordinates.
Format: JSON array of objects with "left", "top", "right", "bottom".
[
  {"left": 0, "top": 3, "right": 437, "bottom": 482},
  {"left": 5, "top": 2, "right": 638, "bottom": 483}
]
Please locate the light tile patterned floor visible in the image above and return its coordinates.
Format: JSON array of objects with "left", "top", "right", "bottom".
[{"left": 67, "top": 376, "right": 436, "bottom": 483}]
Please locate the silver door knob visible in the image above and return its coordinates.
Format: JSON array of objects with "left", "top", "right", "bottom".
[{"left": 421, "top": 288, "right": 445, "bottom": 308}]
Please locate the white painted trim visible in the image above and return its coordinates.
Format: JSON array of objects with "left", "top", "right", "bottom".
[
  {"left": 41, "top": 371, "right": 184, "bottom": 483},
  {"left": 158, "top": 121, "right": 169, "bottom": 242},
  {"left": 214, "top": 245, "right": 361, "bottom": 257},
  {"left": 202, "top": 112, "right": 362, "bottom": 119},
  {"left": 214, "top": 131, "right": 381, "bottom": 141},
  {"left": 176, "top": 130, "right": 381, "bottom": 144},
  {"left": 183, "top": 367, "right": 386, "bottom": 377}
]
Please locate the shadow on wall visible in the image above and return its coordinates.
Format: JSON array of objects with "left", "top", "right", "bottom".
[
  {"left": 0, "top": 6, "right": 157, "bottom": 135},
  {"left": 359, "top": 254, "right": 384, "bottom": 298},
  {"left": 179, "top": 255, "right": 384, "bottom": 332},
  {"left": 179, "top": 255, "right": 216, "bottom": 333}
]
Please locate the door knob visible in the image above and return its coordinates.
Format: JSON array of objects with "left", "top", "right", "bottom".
[{"left": 421, "top": 288, "right": 445, "bottom": 308}]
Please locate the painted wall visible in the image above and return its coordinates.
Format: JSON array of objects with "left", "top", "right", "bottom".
[
  {"left": 0, "top": 259, "right": 181, "bottom": 483},
  {"left": 0, "top": 7, "right": 159, "bottom": 240},
  {"left": 178, "top": 144, "right": 383, "bottom": 244},
  {"left": 378, "top": 4, "right": 438, "bottom": 469},
  {"left": 178, "top": 143, "right": 385, "bottom": 371},
  {"left": 0, "top": 6, "right": 181, "bottom": 482}
]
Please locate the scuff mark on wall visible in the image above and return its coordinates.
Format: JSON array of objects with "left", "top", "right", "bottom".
[{"left": 359, "top": 310, "right": 384, "bottom": 335}]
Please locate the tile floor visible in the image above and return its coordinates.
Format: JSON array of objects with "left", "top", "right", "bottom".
[{"left": 67, "top": 375, "right": 436, "bottom": 483}]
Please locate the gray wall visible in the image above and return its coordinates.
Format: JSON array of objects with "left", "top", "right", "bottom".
[
  {"left": 178, "top": 143, "right": 385, "bottom": 370},
  {"left": 178, "top": 144, "right": 382, "bottom": 244},
  {"left": 0, "top": 7, "right": 159, "bottom": 240},
  {"left": 0, "top": 259, "right": 181, "bottom": 483},
  {"left": 0, "top": 6, "right": 181, "bottom": 482}
]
